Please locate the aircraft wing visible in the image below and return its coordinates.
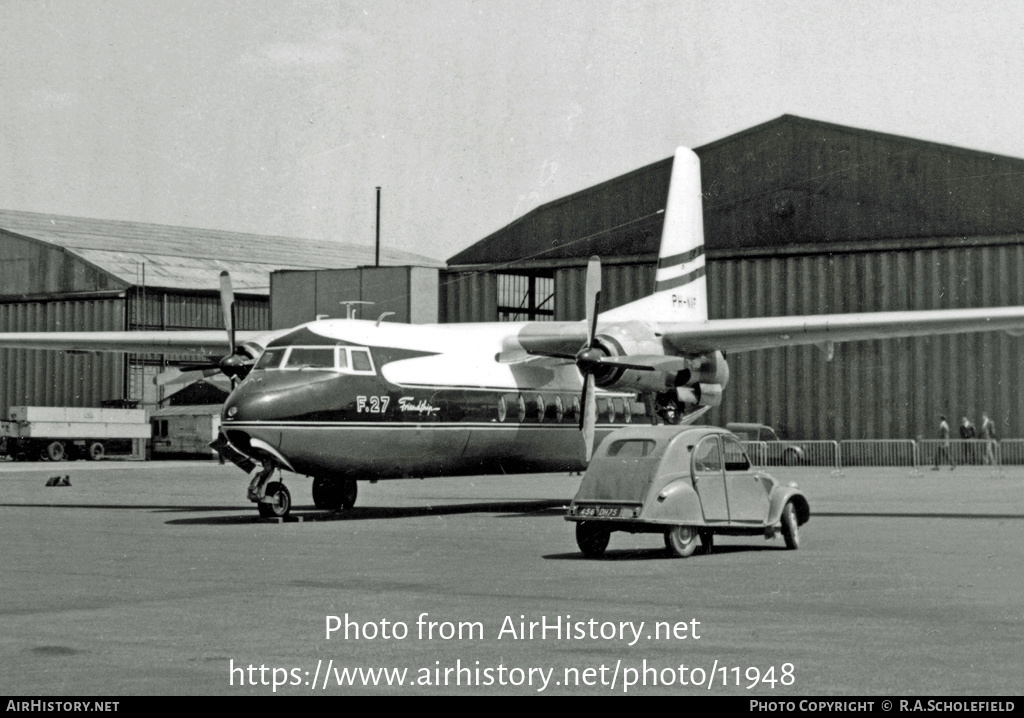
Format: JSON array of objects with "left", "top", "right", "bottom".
[
  {"left": 0, "top": 330, "right": 268, "bottom": 355},
  {"left": 657, "top": 306, "right": 1024, "bottom": 355}
]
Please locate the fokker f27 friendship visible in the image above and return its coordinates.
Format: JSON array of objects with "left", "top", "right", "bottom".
[{"left": 3, "top": 148, "right": 1024, "bottom": 518}]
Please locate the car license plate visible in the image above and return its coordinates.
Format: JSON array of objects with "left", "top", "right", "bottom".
[{"left": 577, "top": 505, "right": 622, "bottom": 518}]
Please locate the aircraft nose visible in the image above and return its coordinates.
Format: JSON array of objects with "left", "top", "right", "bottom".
[{"left": 222, "top": 371, "right": 348, "bottom": 423}]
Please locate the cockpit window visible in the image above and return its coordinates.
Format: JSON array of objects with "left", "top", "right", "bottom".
[
  {"left": 283, "top": 347, "right": 338, "bottom": 369},
  {"left": 254, "top": 348, "right": 285, "bottom": 370},
  {"left": 350, "top": 349, "right": 373, "bottom": 372},
  {"left": 253, "top": 345, "right": 373, "bottom": 373}
]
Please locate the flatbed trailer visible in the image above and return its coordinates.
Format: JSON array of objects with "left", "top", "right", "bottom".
[{"left": 0, "top": 406, "right": 149, "bottom": 461}]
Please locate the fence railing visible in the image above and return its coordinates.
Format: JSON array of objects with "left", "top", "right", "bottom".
[
  {"left": 744, "top": 440, "right": 839, "bottom": 468},
  {"left": 841, "top": 440, "right": 917, "bottom": 467},
  {"left": 999, "top": 439, "right": 1024, "bottom": 465},
  {"left": 740, "top": 438, "right": 1018, "bottom": 468},
  {"left": 916, "top": 439, "right": 999, "bottom": 467}
]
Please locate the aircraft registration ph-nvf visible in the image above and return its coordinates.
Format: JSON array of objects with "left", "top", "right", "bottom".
[{"left": 3, "top": 147, "right": 1024, "bottom": 518}]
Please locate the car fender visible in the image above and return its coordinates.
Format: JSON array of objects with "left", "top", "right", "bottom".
[
  {"left": 767, "top": 486, "right": 810, "bottom": 526},
  {"left": 644, "top": 477, "right": 704, "bottom": 524}
]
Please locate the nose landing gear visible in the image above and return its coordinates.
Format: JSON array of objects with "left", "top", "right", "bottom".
[{"left": 248, "top": 462, "right": 292, "bottom": 519}]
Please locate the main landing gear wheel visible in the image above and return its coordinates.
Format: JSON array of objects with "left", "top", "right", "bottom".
[
  {"left": 664, "top": 525, "right": 700, "bottom": 558},
  {"left": 258, "top": 482, "right": 292, "bottom": 519},
  {"left": 781, "top": 501, "right": 800, "bottom": 550},
  {"left": 312, "top": 477, "right": 358, "bottom": 511},
  {"left": 575, "top": 522, "right": 610, "bottom": 558}
]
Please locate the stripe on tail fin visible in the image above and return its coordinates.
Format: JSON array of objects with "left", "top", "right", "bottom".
[{"left": 601, "top": 147, "right": 708, "bottom": 324}]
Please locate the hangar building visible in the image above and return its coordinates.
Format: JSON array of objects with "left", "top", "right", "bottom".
[
  {"left": 0, "top": 210, "right": 440, "bottom": 417},
  {"left": 443, "top": 115, "right": 1024, "bottom": 440}
]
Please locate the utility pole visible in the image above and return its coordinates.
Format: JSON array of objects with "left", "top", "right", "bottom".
[{"left": 375, "top": 186, "right": 381, "bottom": 267}]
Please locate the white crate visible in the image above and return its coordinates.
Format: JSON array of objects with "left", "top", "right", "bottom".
[
  {"left": 9, "top": 406, "right": 68, "bottom": 422},
  {"left": 15, "top": 422, "right": 152, "bottom": 439},
  {"left": 8, "top": 406, "right": 147, "bottom": 424}
]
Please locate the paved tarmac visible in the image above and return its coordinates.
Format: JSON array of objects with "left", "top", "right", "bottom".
[{"left": 0, "top": 460, "right": 1021, "bottom": 696}]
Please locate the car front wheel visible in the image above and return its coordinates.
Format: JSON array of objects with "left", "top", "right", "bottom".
[
  {"left": 664, "top": 525, "right": 700, "bottom": 558},
  {"left": 781, "top": 501, "right": 800, "bottom": 549}
]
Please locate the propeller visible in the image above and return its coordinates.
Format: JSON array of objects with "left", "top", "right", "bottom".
[
  {"left": 577, "top": 257, "right": 602, "bottom": 462},
  {"left": 217, "top": 271, "right": 251, "bottom": 386}
]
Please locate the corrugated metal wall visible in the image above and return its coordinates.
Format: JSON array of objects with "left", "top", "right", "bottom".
[
  {"left": 127, "top": 289, "right": 266, "bottom": 332},
  {"left": 708, "top": 243, "right": 1024, "bottom": 440},
  {"left": 554, "top": 264, "right": 655, "bottom": 320},
  {"left": 439, "top": 272, "right": 498, "bottom": 322},
  {"left": 441, "top": 244, "right": 1024, "bottom": 440},
  {"left": 270, "top": 267, "right": 441, "bottom": 329},
  {"left": 0, "top": 299, "right": 126, "bottom": 416}
]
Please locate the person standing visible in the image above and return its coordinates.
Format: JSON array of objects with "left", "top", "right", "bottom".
[
  {"left": 934, "top": 415, "right": 955, "bottom": 470},
  {"left": 979, "top": 412, "right": 998, "bottom": 465},
  {"left": 960, "top": 416, "right": 977, "bottom": 464}
]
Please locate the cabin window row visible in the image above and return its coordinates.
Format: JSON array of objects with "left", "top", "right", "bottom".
[{"left": 495, "top": 394, "right": 643, "bottom": 424}]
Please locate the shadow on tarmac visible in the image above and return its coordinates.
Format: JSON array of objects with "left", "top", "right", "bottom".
[
  {"left": 814, "top": 511, "right": 1024, "bottom": 520},
  {"left": 0, "top": 502, "right": 250, "bottom": 512},
  {"left": 544, "top": 544, "right": 783, "bottom": 561},
  {"left": 164, "top": 499, "right": 568, "bottom": 525}
]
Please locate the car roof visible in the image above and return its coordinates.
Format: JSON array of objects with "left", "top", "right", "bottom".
[{"left": 597, "top": 424, "right": 727, "bottom": 456}]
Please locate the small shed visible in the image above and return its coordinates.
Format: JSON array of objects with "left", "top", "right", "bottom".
[{"left": 150, "top": 405, "right": 222, "bottom": 459}]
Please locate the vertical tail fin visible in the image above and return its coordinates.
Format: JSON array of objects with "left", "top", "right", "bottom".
[{"left": 602, "top": 147, "right": 707, "bottom": 323}]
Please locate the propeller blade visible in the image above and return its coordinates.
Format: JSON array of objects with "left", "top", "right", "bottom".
[
  {"left": 581, "top": 374, "right": 597, "bottom": 462},
  {"left": 219, "top": 271, "right": 236, "bottom": 353},
  {"left": 585, "top": 256, "right": 601, "bottom": 347}
]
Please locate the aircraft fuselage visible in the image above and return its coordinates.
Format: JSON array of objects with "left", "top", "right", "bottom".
[{"left": 220, "top": 319, "right": 643, "bottom": 480}]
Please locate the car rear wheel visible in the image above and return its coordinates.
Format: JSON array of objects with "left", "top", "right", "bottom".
[
  {"left": 664, "top": 525, "right": 699, "bottom": 558},
  {"left": 575, "top": 522, "right": 610, "bottom": 558},
  {"left": 781, "top": 501, "right": 800, "bottom": 549}
]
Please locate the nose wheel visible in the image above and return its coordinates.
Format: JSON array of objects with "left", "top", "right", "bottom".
[{"left": 257, "top": 482, "right": 292, "bottom": 519}]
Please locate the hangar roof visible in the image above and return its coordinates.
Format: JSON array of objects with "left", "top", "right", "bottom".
[
  {"left": 448, "top": 114, "right": 1024, "bottom": 269},
  {"left": 0, "top": 210, "right": 443, "bottom": 294}
]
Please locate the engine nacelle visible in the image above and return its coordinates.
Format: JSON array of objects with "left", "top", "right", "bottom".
[
  {"left": 675, "top": 382, "right": 724, "bottom": 408},
  {"left": 590, "top": 323, "right": 730, "bottom": 398}
]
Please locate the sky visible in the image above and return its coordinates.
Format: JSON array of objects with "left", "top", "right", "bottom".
[{"left": 3, "top": 0, "right": 1024, "bottom": 263}]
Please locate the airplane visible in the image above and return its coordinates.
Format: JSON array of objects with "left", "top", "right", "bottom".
[{"left": 3, "top": 146, "right": 1024, "bottom": 519}]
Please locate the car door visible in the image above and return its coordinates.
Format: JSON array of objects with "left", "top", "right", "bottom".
[
  {"left": 722, "top": 434, "right": 770, "bottom": 523},
  {"left": 691, "top": 434, "right": 729, "bottom": 522}
]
